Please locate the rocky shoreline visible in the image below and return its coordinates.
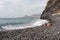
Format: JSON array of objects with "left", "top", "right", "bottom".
[
  {"left": 0, "top": 0, "right": 60, "bottom": 40},
  {"left": 0, "top": 14, "right": 60, "bottom": 40}
]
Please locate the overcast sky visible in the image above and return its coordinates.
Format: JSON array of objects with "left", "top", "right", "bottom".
[{"left": 0, "top": 0, "right": 48, "bottom": 18}]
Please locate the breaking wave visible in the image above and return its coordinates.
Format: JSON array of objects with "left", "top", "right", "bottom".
[{"left": 1, "top": 19, "right": 48, "bottom": 31}]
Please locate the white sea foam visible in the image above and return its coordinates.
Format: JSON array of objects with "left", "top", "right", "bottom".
[{"left": 2, "top": 19, "right": 48, "bottom": 30}]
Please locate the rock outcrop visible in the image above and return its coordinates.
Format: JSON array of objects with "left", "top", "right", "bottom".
[{"left": 40, "top": 0, "right": 60, "bottom": 23}]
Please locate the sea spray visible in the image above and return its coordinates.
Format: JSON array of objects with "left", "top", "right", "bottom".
[{"left": 2, "top": 19, "right": 48, "bottom": 30}]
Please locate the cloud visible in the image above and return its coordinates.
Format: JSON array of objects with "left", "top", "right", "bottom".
[
  {"left": 0, "top": 0, "right": 48, "bottom": 18},
  {"left": 21, "top": 0, "right": 48, "bottom": 15}
]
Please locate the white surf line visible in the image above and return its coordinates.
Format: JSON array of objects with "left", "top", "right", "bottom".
[{"left": 2, "top": 19, "right": 48, "bottom": 30}]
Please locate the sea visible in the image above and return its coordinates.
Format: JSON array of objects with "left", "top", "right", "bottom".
[{"left": 0, "top": 17, "right": 48, "bottom": 31}]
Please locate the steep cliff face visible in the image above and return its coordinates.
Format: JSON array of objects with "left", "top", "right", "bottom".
[{"left": 40, "top": 0, "right": 60, "bottom": 22}]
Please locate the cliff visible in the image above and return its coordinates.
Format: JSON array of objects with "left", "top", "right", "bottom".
[
  {"left": 40, "top": 0, "right": 60, "bottom": 23},
  {"left": 0, "top": 0, "right": 60, "bottom": 40}
]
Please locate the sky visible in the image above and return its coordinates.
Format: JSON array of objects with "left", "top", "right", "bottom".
[{"left": 0, "top": 0, "right": 48, "bottom": 18}]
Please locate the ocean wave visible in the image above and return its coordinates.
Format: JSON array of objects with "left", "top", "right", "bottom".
[{"left": 1, "top": 19, "right": 48, "bottom": 30}]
